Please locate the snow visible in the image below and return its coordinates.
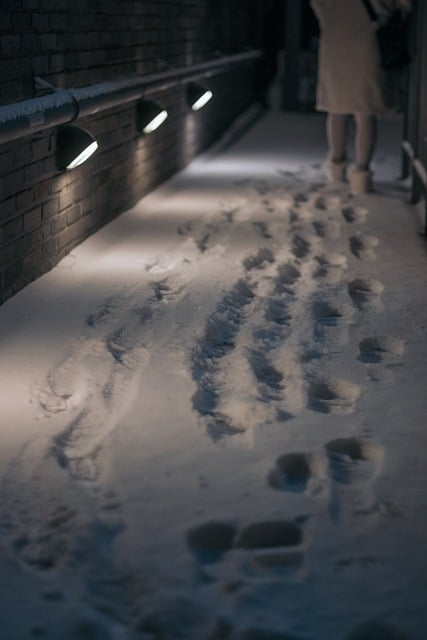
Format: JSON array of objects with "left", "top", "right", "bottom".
[
  {"left": 0, "top": 111, "right": 426, "bottom": 640},
  {"left": 0, "top": 91, "right": 75, "bottom": 124}
]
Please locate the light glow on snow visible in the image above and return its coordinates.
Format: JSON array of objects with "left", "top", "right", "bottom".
[{"left": 0, "top": 112, "right": 425, "bottom": 638}]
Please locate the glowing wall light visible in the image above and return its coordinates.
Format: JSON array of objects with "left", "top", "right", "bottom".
[
  {"left": 137, "top": 99, "right": 168, "bottom": 134},
  {"left": 187, "top": 83, "right": 213, "bottom": 111},
  {"left": 56, "top": 125, "right": 98, "bottom": 171}
]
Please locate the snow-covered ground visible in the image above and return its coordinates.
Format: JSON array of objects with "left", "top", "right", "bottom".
[{"left": 0, "top": 111, "right": 426, "bottom": 640}]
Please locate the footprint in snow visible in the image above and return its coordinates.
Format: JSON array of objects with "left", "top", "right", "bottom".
[
  {"left": 312, "top": 218, "right": 341, "bottom": 240},
  {"left": 314, "top": 253, "right": 347, "bottom": 283},
  {"left": 243, "top": 248, "right": 275, "bottom": 272},
  {"left": 312, "top": 293, "right": 354, "bottom": 346},
  {"left": 36, "top": 340, "right": 103, "bottom": 415},
  {"left": 325, "top": 437, "right": 384, "bottom": 486},
  {"left": 246, "top": 348, "right": 284, "bottom": 399},
  {"left": 316, "top": 252, "right": 347, "bottom": 269},
  {"left": 265, "top": 297, "right": 292, "bottom": 327},
  {"left": 187, "top": 521, "right": 237, "bottom": 563},
  {"left": 191, "top": 280, "right": 256, "bottom": 438},
  {"left": 358, "top": 335, "right": 404, "bottom": 363},
  {"left": 268, "top": 452, "right": 325, "bottom": 493},
  {"left": 11, "top": 502, "right": 76, "bottom": 571},
  {"left": 312, "top": 298, "right": 354, "bottom": 326},
  {"left": 105, "top": 318, "right": 151, "bottom": 369},
  {"left": 52, "top": 409, "right": 106, "bottom": 482},
  {"left": 234, "top": 520, "right": 303, "bottom": 549},
  {"left": 196, "top": 231, "right": 212, "bottom": 253},
  {"left": 0, "top": 441, "right": 82, "bottom": 573},
  {"left": 350, "top": 233, "right": 378, "bottom": 261},
  {"left": 313, "top": 196, "right": 327, "bottom": 210},
  {"left": 252, "top": 325, "right": 286, "bottom": 350},
  {"left": 308, "top": 378, "right": 360, "bottom": 414},
  {"left": 187, "top": 519, "right": 304, "bottom": 569},
  {"left": 341, "top": 205, "right": 368, "bottom": 224},
  {"left": 106, "top": 327, "right": 134, "bottom": 365},
  {"left": 86, "top": 293, "right": 125, "bottom": 328},
  {"left": 275, "top": 263, "right": 301, "bottom": 292},
  {"left": 293, "top": 192, "right": 309, "bottom": 206},
  {"left": 205, "top": 415, "right": 246, "bottom": 441},
  {"left": 177, "top": 221, "right": 193, "bottom": 236},
  {"left": 348, "top": 278, "right": 384, "bottom": 308},
  {"left": 252, "top": 221, "right": 272, "bottom": 239},
  {"left": 261, "top": 198, "right": 275, "bottom": 213},
  {"left": 233, "top": 520, "right": 305, "bottom": 572},
  {"left": 291, "top": 233, "right": 311, "bottom": 260},
  {"left": 38, "top": 388, "right": 72, "bottom": 414},
  {"left": 221, "top": 207, "right": 237, "bottom": 223},
  {"left": 293, "top": 201, "right": 315, "bottom": 222},
  {"left": 151, "top": 278, "right": 180, "bottom": 302}
]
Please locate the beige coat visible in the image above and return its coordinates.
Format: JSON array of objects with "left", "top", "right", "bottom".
[{"left": 310, "top": 0, "right": 406, "bottom": 115}]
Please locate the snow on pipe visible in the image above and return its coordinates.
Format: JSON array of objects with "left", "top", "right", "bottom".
[{"left": 0, "top": 50, "right": 262, "bottom": 146}]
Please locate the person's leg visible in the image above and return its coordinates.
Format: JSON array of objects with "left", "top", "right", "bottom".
[
  {"left": 326, "top": 113, "right": 348, "bottom": 181},
  {"left": 354, "top": 113, "right": 377, "bottom": 170},
  {"left": 350, "top": 113, "right": 377, "bottom": 194},
  {"left": 327, "top": 113, "right": 348, "bottom": 162}
]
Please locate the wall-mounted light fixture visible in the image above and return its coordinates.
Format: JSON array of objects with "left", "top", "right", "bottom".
[
  {"left": 137, "top": 99, "right": 168, "bottom": 134},
  {"left": 187, "top": 83, "right": 213, "bottom": 111},
  {"left": 56, "top": 125, "right": 98, "bottom": 171}
]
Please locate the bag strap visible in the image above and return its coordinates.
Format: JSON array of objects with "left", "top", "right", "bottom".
[{"left": 361, "top": 0, "right": 378, "bottom": 22}]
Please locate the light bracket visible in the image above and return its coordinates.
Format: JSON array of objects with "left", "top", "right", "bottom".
[
  {"left": 137, "top": 100, "right": 168, "bottom": 134},
  {"left": 56, "top": 125, "right": 98, "bottom": 171}
]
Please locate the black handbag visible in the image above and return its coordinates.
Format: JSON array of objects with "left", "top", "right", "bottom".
[{"left": 362, "top": 0, "right": 411, "bottom": 71}]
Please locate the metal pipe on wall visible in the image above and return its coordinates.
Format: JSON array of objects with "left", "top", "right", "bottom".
[{"left": 0, "top": 50, "right": 262, "bottom": 146}]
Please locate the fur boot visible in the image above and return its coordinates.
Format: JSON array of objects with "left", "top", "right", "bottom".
[
  {"left": 326, "top": 159, "right": 347, "bottom": 183},
  {"left": 349, "top": 168, "right": 373, "bottom": 195}
]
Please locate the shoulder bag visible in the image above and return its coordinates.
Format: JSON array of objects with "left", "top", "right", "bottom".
[{"left": 362, "top": 0, "right": 411, "bottom": 71}]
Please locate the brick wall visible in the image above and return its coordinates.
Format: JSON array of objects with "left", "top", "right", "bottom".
[{"left": 0, "top": 0, "right": 265, "bottom": 304}]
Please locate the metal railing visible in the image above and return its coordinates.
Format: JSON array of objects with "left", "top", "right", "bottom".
[
  {"left": 402, "top": 0, "right": 427, "bottom": 233},
  {"left": 0, "top": 50, "right": 262, "bottom": 146}
]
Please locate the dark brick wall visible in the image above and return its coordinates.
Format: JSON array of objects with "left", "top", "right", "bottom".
[{"left": 0, "top": 0, "right": 265, "bottom": 303}]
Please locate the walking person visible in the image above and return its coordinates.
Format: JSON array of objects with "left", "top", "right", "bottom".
[{"left": 310, "top": 0, "right": 412, "bottom": 195}]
